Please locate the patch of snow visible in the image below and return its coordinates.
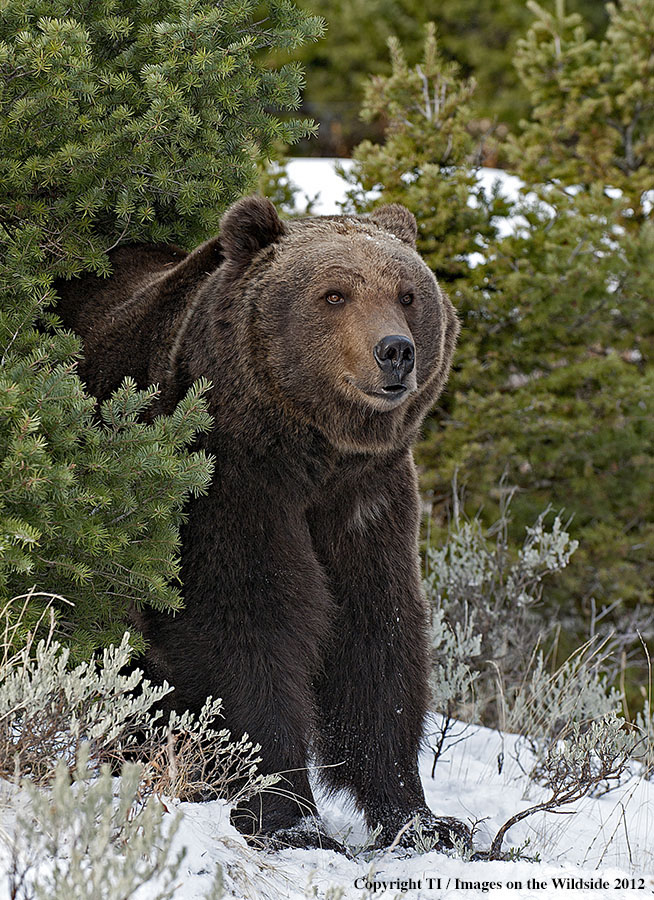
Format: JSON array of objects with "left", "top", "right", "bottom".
[
  {"left": 189, "top": 719, "right": 652, "bottom": 899},
  {"left": 284, "top": 160, "right": 523, "bottom": 223},
  {"left": 180, "top": 718, "right": 651, "bottom": 897},
  {"left": 286, "top": 161, "right": 652, "bottom": 251},
  {"left": 285, "top": 158, "right": 361, "bottom": 215},
  {"left": 3, "top": 717, "right": 650, "bottom": 899},
  {"left": 476, "top": 169, "right": 524, "bottom": 206},
  {"left": 285, "top": 160, "right": 527, "bottom": 254}
]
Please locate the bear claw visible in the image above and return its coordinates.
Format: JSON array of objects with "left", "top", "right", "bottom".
[
  {"left": 379, "top": 812, "right": 473, "bottom": 854},
  {"left": 249, "top": 818, "right": 351, "bottom": 856}
]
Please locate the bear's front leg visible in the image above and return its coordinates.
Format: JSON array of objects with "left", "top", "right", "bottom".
[
  {"left": 308, "top": 453, "right": 471, "bottom": 852},
  {"left": 140, "top": 479, "right": 341, "bottom": 851}
]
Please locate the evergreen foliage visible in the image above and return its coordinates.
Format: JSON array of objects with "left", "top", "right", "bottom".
[
  {"left": 346, "top": 10, "right": 654, "bottom": 620},
  {"left": 284, "top": 0, "right": 607, "bottom": 154},
  {"left": 342, "top": 24, "right": 511, "bottom": 284},
  {"left": 420, "top": 185, "right": 654, "bottom": 612},
  {"left": 513, "top": 0, "right": 654, "bottom": 219},
  {"left": 0, "top": 0, "right": 323, "bottom": 655}
]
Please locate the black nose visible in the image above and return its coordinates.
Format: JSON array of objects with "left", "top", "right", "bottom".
[{"left": 373, "top": 334, "right": 415, "bottom": 380}]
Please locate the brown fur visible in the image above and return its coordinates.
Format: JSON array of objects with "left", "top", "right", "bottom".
[{"left": 55, "top": 197, "right": 460, "bottom": 850}]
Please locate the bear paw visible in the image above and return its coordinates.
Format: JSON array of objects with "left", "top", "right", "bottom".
[
  {"left": 249, "top": 817, "right": 351, "bottom": 856},
  {"left": 377, "top": 811, "right": 473, "bottom": 854}
]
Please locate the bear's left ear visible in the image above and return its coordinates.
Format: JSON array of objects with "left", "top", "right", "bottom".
[
  {"left": 220, "top": 195, "right": 287, "bottom": 277},
  {"left": 369, "top": 204, "right": 418, "bottom": 247}
]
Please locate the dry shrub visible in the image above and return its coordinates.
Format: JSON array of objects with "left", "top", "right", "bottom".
[{"left": 0, "top": 593, "right": 275, "bottom": 806}]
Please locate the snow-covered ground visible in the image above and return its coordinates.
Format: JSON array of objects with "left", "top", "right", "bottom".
[
  {"left": 4, "top": 717, "right": 652, "bottom": 898},
  {"left": 135, "top": 718, "right": 654, "bottom": 899},
  {"left": 285, "top": 157, "right": 359, "bottom": 214}
]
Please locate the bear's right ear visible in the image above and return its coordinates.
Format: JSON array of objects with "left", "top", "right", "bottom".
[{"left": 220, "top": 196, "right": 286, "bottom": 278}]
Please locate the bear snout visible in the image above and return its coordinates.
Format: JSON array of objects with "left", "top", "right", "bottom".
[{"left": 373, "top": 334, "right": 415, "bottom": 386}]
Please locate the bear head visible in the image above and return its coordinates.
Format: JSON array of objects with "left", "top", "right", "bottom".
[{"left": 215, "top": 196, "right": 459, "bottom": 454}]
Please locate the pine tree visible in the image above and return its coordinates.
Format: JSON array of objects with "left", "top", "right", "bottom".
[
  {"left": 343, "top": 24, "right": 511, "bottom": 284},
  {"left": 437, "top": 0, "right": 654, "bottom": 610},
  {"left": 0, "top": 0, "right": 323, "bottom": 655},
  {"left": 346, "top": 8, "right": 654, "bottom": 624},
  {"left": 513, "top": 0, "right": 654, "bottom": 220},
  {"left": 418, "top": 185, "right": 654, "bottom": 613},
  {"left": 283, "top": 0, "right": 607, "bottom": 155}
]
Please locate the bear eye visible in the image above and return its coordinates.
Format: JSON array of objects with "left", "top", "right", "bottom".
[
  {"left": 325, "top": 291, "right": 345, "bottom": 305},
  {"left": 400, "top": 292, "right": 414, "bottom": 306}
]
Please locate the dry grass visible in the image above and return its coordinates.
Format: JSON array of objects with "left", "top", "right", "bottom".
[{"left": 0, "top": 593, "right": 274, "bottom": 809}]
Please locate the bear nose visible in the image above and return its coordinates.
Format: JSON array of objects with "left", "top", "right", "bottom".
[{"left": 373, "top": 335, "right": 415, "bottom": 380}]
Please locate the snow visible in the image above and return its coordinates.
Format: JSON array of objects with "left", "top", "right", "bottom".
[
  {"left": 126, "top": 719, "right": 654, "bottom": 899},
  {"left": 284, "top": 158, "right": 522, "bottom": 221},
  {"left": 286, "top": 159, "right": 651, "bottom": 230},
  {"left": 285, "top": 158, "right": 359, "bottom": 214},
  {"left": 284, "top": 159, "right": 524, "bottom": 270},
  {"left": 4, "top": 717, "right": 652, "bottom": 897}
]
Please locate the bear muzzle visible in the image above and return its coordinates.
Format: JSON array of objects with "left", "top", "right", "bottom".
[
  {"left": 371, "top": 334, "right": 416, "bottom": 401},
  {"left": 345, "top": 333, "right": 418, "bottom": 410},
  {"left": 373, "top": 334, "right": 415, "bottom": 379}
]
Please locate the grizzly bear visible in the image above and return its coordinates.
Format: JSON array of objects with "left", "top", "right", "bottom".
[{"left": 56, "top": 197, "right": 463, "bottom": 853}]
